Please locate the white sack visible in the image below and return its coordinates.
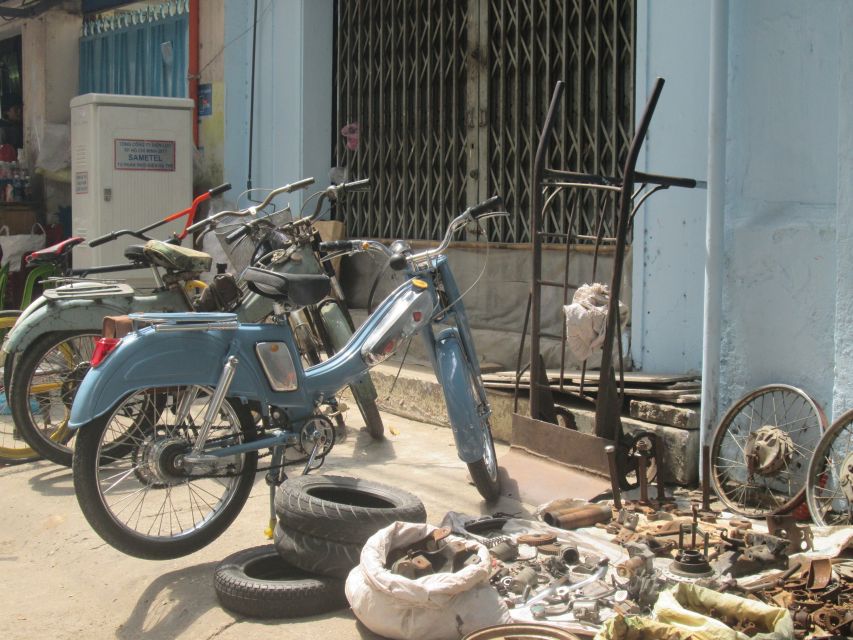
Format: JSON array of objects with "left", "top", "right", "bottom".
[
  {"left": 563, "top": 283, "right": 629, "bottom": 362},
  {"left": 345, "top": 521, "right": 511, "bottom": 640},
  {"left": 0, "top": 225, "right": 45, "bottom": 272}
]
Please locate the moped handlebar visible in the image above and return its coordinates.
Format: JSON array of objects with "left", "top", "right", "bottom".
[
  {"left": 332, "top": 195, "right": 505, "bottom": 270},
  {"left": 89, "top": 182, "right": 233, "bottom": 248},
  {"left": 544, "top": 168, "right": 706, "bottom": 190}
]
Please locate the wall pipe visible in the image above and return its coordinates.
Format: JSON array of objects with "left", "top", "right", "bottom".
[
  {"left": 699, "top": 0, "right": 729, "bottom": 478},
  {"left": 189, "top": 0, "right": 199, "bottom": 147}
]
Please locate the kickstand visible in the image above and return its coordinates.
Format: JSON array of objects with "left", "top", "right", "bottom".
[{"left": 264, "top": 445, "right": 287, "bottom": 539}]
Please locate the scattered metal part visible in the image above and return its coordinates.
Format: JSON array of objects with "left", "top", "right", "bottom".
[
  {"left": 526, "top": 559, "right": 609, "bottom": 607},
  {"left": 636, "top": 453, "right": 649, "bottom": 504},
  {"left": 490, "top": 539, "right": 519, "bottom": 562},
  {"left": 806, "top": 557, "right": 833, "bottom": 591},
  {"left": 536, "top": 543, "right": 561, "bottom": 555},
  {"left": 509, "top": 567, "right": 539, "bottom": 594},
  {"left": 559, "top": 546, "right": 580, "bottom": 565},
  {"left": 572, "top": 599, "right": 600, "bottom": 623},
  {"left": 605, "top": 445, "right": 622, "bottom": 510},
  {"left": 668, "top": 515, "right": 714, "bottom": 579},
  {"left": 546, "top": 504, "right": 612, "bottom": 530},
  {"left": 615, "top": 542, "right": 655, "bottom": 579},
  {"left": 461, "top": 623, "right": 583, "bottom": 640},
  {"left": 518, "top": 533, "right": 557, "bottom": 547},
  {"left": 766, "top": 514, "right": 814, "bottom": 553},
  {"left": 616, "top": 509, "right": 639, "bottom": 531}
]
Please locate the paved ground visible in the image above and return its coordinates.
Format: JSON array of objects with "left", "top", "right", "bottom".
[{"left": 0, "top": 409, "right": 528, "bottom": 640}]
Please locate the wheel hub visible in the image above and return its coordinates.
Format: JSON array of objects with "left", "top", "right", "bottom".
[
  {"left": 138, "top": 437, "right": 189, "bottom": 486},
  {"left": 745, "top": 425, "right": 795, "bottom": 476},
  {"left": 61, "top": 362, "right": 91, "bottom": 409},
  {"left": 841, "top": 452, "right": 853, "bottom": 503}
]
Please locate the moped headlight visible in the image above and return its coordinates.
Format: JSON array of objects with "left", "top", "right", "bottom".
[{"left": 361, "top": 288, "right": 434, "bottom": 366}]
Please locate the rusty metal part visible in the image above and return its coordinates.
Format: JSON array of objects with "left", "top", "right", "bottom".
[
  {"left": 392, "top": 554, "right": 433, "bottom": 579},
  {"left": 745, "top": 425, "right": 797, "bottom": 476},
  {"left": 702, "top": 444, "right": 712, "bottom": 512},
  {"left": 560, "top": 545, "right": 580, "bottom": 565},
  {"left": 517, "top": 533, "right": 557, "bottom": 547},
  {"left": 616, "top": 509, "right": 639, "bottom": 530},
  {"left": 806, "top": 557, "right": 834, "bottom": 591},
  {"left": 605, "top": 445, "right": 622, "bottom": 509},
  {"left": 669, "top": 517, "right": 714, "bottom": 579},
  {"left": 812, "top": 605, "right": 853, "bottom": 635},
  {"left": 462, "top": 624, "right": 583, "bottom": 640},
  {"left": 536, "top": 543, "right": 561, "bottom": 555},
  {"left": 651, "top": 434, "right": 666, "bottom": 504},
  {"left": 636, "top": 453, "right": 649, "bottom": 504},
  {"left": 616, "top": 542, "right": 654, "bottom": 579},
  {"left": 546, "top": 504, "right": 613, "bottom": 530},
  {"left": 766, "top": 514, "right": 814, "bottom": 553}
]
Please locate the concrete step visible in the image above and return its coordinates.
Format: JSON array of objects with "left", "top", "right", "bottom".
[{"left": 361, "top": 362, "right": 699, "bottom": 486}]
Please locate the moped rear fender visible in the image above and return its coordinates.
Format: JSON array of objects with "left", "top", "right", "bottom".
[
  {"left": 68, "top": 325, "right": 293, "bottom": 429},
  {"left": 2, "top": 298, "right": 131, "bottom": 356},
  {"left": 433, "top": 327, "right": 488, "bottom": 463}
]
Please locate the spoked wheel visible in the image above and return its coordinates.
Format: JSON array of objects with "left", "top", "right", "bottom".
[
  {"left": 73, "top": 385, "right": 257, "bottom": 560},
  {"left": 10, "top": 330, "right": 100, "bottom": 466},
  {"left": 806, "top": 408, "right": 853, "bottom": 526},
  {"left": 0, "top": 310, "right": 39, "bottom": 464},
  {"left": 710, "top": 384, "right": 827, "bottom": 517}
]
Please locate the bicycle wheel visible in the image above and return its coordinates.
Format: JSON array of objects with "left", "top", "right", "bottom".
[
  {"left": 710, "top": 384, "right": 827, "bottom": 517},
  {"left": 10, "top": 330, "right": 100, "bottom": 467},
  {"left": 806, "top": 408, "right": 853, "bottom": 526},
  {"left": 0, "top": 310, "right": 39, "bottom": 464},
  {"left": 73, "top": 385, "right": 258, "bottom": 559}
]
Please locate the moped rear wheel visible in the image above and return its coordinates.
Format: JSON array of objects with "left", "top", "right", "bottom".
[
  {"left": 73, "top": 385, "right": 257, "bottom": 560},
  {"left": 0, "top": 310, "right": 40, "bottom": 464},
  {"left": 10, "top": 329, "right": 100, "bottom": 467}
]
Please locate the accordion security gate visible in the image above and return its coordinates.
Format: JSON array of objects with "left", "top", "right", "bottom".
[{"left": 334, "top": 0, "right": 635, "bottom": 244}]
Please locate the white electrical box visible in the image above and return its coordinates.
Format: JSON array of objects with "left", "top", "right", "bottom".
[{"left": 70, "top": 94, "right": 194, "bottom": 288}]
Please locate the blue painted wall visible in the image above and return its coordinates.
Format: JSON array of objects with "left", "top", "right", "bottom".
[
  {"left": 635, "top": 0, "right": 851, "bottom": 424},
  {"left": 223, "top": 0, "right": 333, "bottom": 212},
  {"left": 632, "top": 0, "right": 709, "bottom": 375}
]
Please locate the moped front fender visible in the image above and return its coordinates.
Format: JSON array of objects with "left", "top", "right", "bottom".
[
  {"left": 68, "top": 327, "right": 275, "bottom": 429},
  {"left": 433, "top": 327, "right": 488, "bottom": 463}
]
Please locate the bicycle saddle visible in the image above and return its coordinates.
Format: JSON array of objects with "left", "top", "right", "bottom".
[
  {"left": 243, "top": 266, "right": 330, "bottom": 307},
  {"left": 143, "top": 239, "right": 212, "bottom": 274},
  {"left": 26, "top": 237, "right": 85, "bottom": 265}
]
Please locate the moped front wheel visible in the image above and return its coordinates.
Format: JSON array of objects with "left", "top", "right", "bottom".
[
  {"left": 467, "top": 419, "right": 501, "bottom": 502},
  {"left": 73, "top": 385, "right": 257, "bottom": 560},
  {"left": 10, "top": 329, "right": 100, "bottom": 467}
]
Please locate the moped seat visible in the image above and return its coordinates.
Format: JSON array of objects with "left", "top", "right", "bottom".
[
  {"left": 123, "top": 245, "right": 149, "bottom": 264},
  {"left": 143, "top": 239, "right": 213, "bottom": 274},
  {"left": 243, "top": 266, "right": 330, "bottom": 307}
]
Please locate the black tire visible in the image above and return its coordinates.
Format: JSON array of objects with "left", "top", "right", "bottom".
[
  {"left": 274, "top": 522, "right": 362, "bottom": 579},
  {"left": 353, "top": 389, "right": 384, "bottom": 440},
  {"left": 214, "top": 545, "right": 348, "bottom": 619},
  {"left": 311, "top": 301, "right": 385, "bottom": 440},
  {"left": 0, "top": 310, "right": 40, "bottom": 465},
  {"left": 10, "top": 329, "right": 101, "bottom": 466},
  {"left": 274, "top": 474, "right": 426, "bottom": 544},
  {"left": 73, "top": 387, "right": 257, "bottom": 560},
  {"left": 467, "top": 422, "right": 502, "bottom": 502}
]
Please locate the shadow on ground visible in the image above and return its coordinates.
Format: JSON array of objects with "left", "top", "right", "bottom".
[{"left": 117, "top": 561, "right": 220, "bottom": 640}]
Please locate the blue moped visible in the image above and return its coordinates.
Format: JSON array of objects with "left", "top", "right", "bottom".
[{"left": 69, "top": 195, "right": 505, "bottom": 560}]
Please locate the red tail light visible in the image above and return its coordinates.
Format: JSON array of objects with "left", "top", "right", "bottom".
[{"left": 91, "top": 338, "right": 121, "bottom": 367}]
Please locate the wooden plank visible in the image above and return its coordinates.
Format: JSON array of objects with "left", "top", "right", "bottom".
[
  {"left": 511, "top": 413, "right": 612, "bottom": 477},
  {"left": 488, "top": 370, "right": 700, "bottom": 385},
  {"left": 484, "top": 380, "right": 701, "bottom": 402}
]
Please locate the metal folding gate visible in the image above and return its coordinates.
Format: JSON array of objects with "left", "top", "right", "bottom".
[{"left": 334, "top": 0, "right": 635, "bottom": 244}]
